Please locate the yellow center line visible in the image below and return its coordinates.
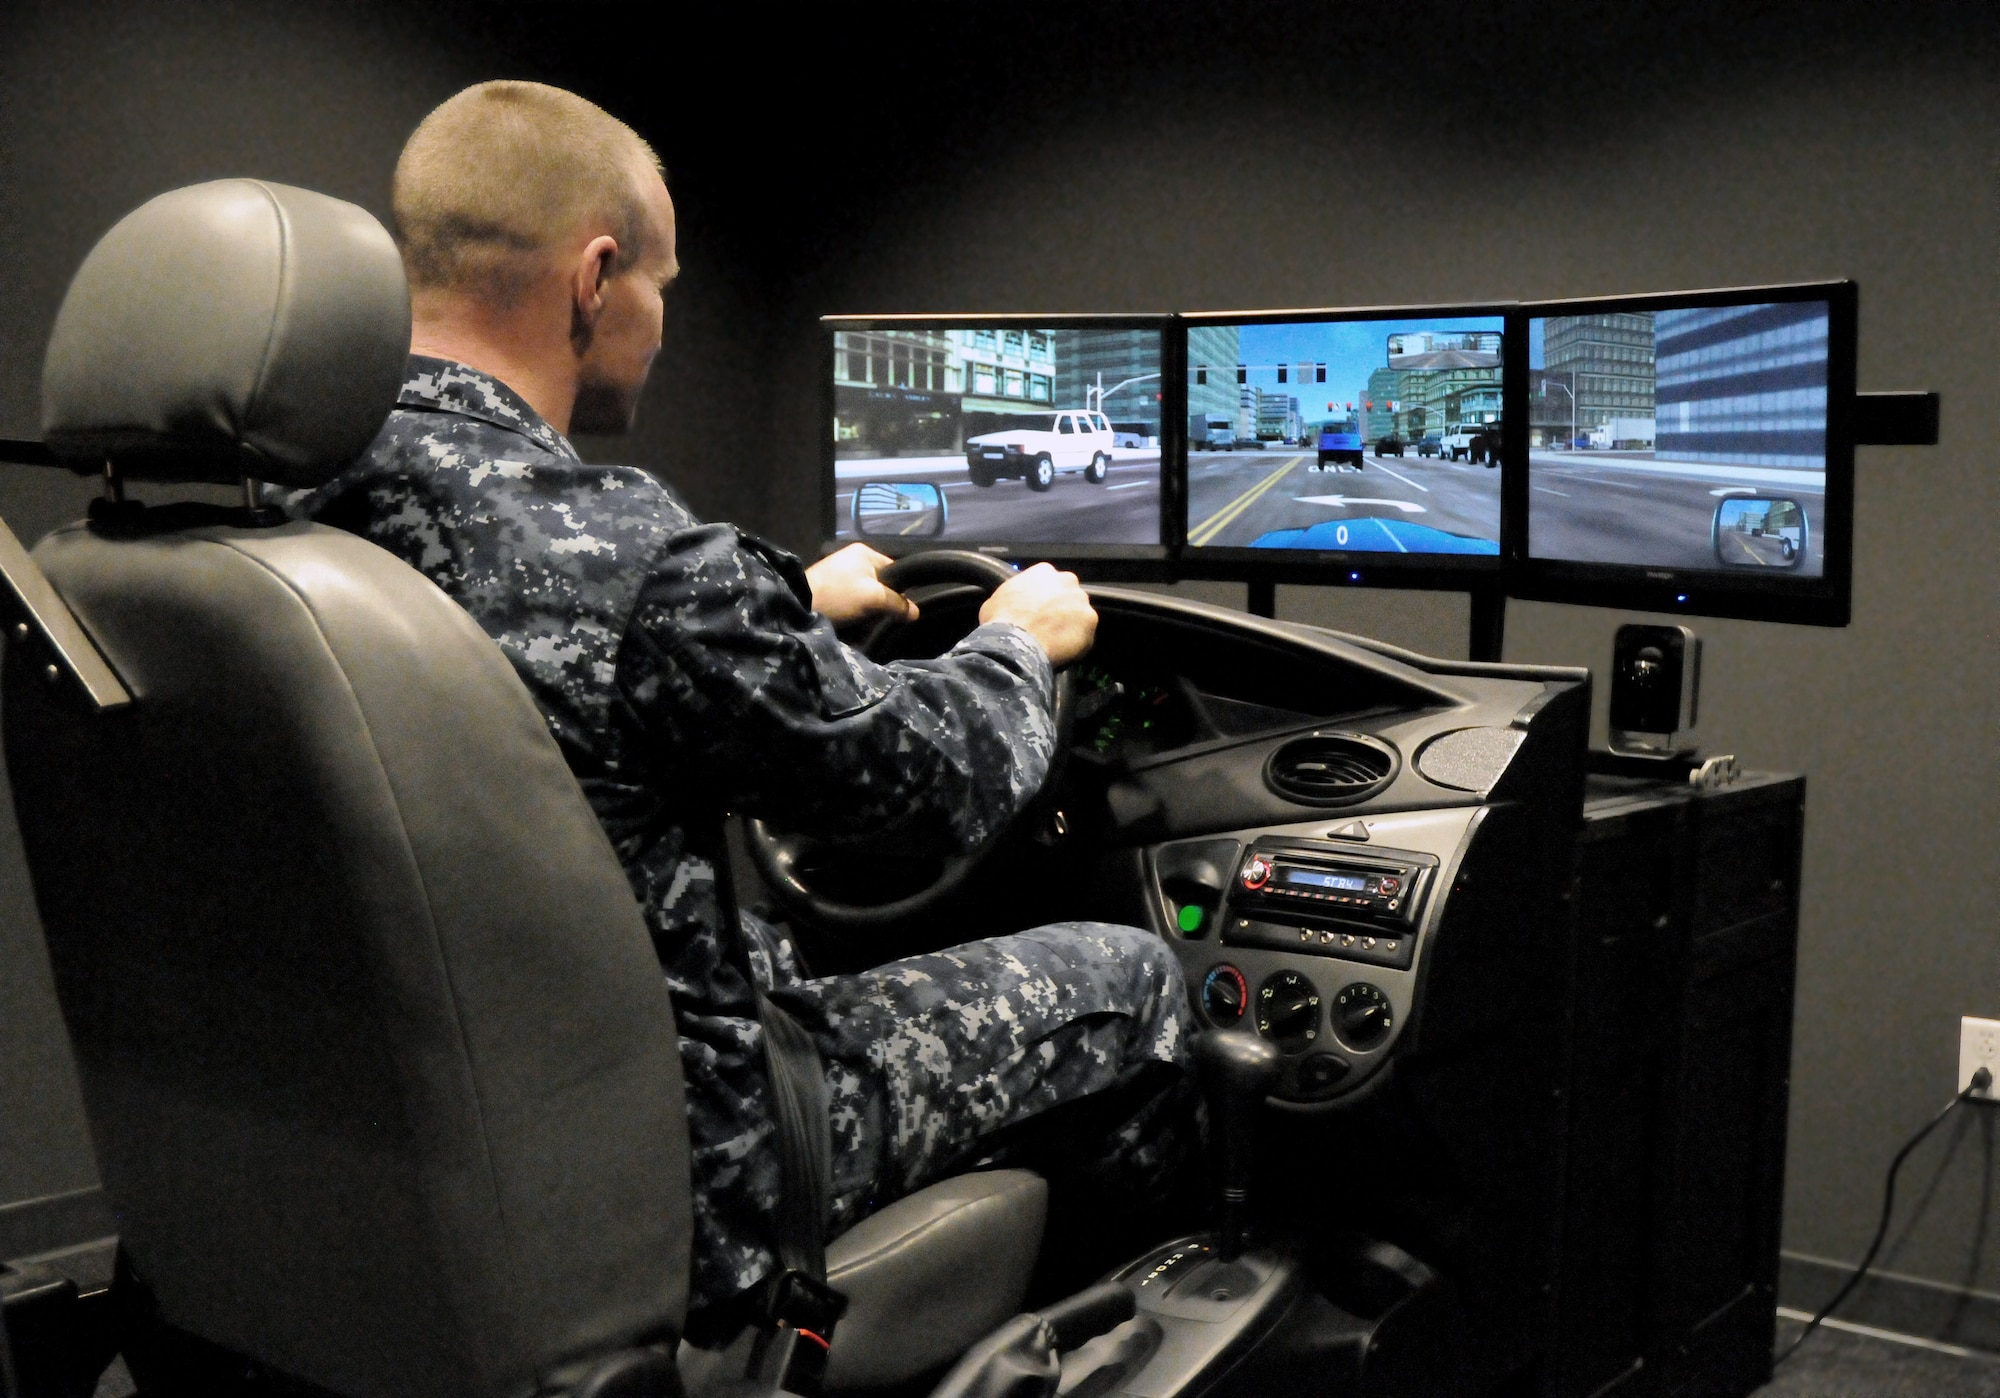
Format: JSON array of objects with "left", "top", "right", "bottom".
[{"left": 1189, "top": 456, "right": 1304, "bottom": 546}]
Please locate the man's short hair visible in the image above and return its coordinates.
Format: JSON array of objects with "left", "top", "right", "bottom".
[{"left": 394, "top": 81, "right": 663, "bottom": 304}]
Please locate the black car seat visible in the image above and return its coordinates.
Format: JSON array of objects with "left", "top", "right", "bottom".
[{"left": 2, "top": 179, "right": 1045, "bottom": 1398}]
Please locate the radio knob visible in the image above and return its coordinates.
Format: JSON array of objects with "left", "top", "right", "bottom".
[
  {"left": 1379, "top": 876, "right": 1401, "bottom": 896},
  {"left": 1241, "top": 856, "right": 1273, "bottom": 891}
]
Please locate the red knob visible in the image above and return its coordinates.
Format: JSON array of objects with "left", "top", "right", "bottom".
[{"left": 1241, "top": 857, "right": 1272, "bottom": 890}]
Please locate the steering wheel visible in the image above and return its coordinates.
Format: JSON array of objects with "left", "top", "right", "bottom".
[{"left": 745, "top": 550, "right": 1076, "bottom": 932}]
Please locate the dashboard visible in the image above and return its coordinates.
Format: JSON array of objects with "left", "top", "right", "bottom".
[{"left": 831, "top": 583, "right": 1592, "bottom": 1107}]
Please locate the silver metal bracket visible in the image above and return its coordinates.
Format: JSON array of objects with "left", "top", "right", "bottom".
[{"left": 0, "top": 514, "right": 133, "bottom": 712}]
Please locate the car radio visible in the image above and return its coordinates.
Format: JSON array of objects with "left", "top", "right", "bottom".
[{"left": 1222, "top": 840, "right": 1438, "bottom": 969}]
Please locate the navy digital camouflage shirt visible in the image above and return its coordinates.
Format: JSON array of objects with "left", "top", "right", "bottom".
[{"left": 295, "top": 356, "right": 1061, "bottom": 1318}]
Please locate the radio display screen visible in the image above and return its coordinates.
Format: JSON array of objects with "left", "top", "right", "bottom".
[{"left": 1284, "top": 868, "right": 1368, "bottom": 892}]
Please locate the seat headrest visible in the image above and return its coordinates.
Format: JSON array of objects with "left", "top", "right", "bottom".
[{"left": 41, "top": 179, "right": 411, "bottom": 490}]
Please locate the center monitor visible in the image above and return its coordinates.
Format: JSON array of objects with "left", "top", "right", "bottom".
[
  {"left": 1177, "top": 305, "right": 1508, "bottom": 587},
  {"left": 821, "top": 314, "right": 1177, "bottom": 571}
]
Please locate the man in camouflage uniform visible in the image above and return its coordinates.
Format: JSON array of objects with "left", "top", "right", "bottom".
[{"left": 297, "top": 81, "right": 1198, "bottom": 1334}]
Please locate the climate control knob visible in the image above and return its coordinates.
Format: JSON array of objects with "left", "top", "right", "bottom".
[
  {"left": 1331, "top": 982, "right": 1394, "bottom": 1051},
  {"left": 1201, "top": 965, "right": 1248, "bottom": 1024},
  {"left": 1255, "top": 970, "right": 1320, "bottom": 1050}
]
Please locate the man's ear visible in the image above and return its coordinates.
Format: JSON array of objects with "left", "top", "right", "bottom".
[{"left": 571, "top": 233, "right": 621, "bottom": 327}]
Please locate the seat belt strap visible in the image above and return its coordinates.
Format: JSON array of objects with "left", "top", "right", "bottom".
[
  {"left": 755, "top": 989, "right": 833, "bottom": 1285},
  {"left": 708, "top": 822, "right": 846, "bottom": 1395}
]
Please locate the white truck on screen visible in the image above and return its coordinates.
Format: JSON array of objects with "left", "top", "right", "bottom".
[
  {"left": 965, "top": 410, "right": 1115, "bottom": 491},
  {"left": 1580, "top": 418, "right": 1656, "bottom": 450},
  {"left": 1443, "top": 422, "right": 1499, "bottom": 464},
  {"left": 1189, "top": 414, "right": 1238, "bottom": 451}
]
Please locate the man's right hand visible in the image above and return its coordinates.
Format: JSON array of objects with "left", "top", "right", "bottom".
[{"left": 979, "top": 562, "right": 1097, "bottom": 668}]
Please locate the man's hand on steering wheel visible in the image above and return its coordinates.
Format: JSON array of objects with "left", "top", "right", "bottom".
[
  {"left": 807, "top": 542, "right": 920, "bottom": 627},
  {"left": 747, "top": 550, "right": 1083, "bottom": 933},
  {"left": 980, "top": 562, "right": 1097, "bottom": 668}
]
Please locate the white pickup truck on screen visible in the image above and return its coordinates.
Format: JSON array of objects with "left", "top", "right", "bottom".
[
  {"left": 1443, "top": 422, "right": 1500, "bottom": 464},
  {"left": 965, "top": 411, "right": 1115, "bottom": 491}
]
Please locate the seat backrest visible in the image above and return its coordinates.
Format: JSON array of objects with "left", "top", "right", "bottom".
[{"left": 6, "top": 180, "right": 693, "bottom": 1398}]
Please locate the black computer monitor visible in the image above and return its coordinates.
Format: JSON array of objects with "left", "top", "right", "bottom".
[
  {"left": 1509, "top": 281, "right": 1855, "bottom": 626},
  {"left": 821, "top": 314, "right": 1178, "bottom": 571},
  {"left": 1175, "top": 306, "right": 1509, "bottom": 588}
]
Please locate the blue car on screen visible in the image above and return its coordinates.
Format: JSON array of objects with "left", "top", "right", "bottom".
[
  {"left": 1250, "top": 518, "right": 1500, "bottom": 553},
  {"left": 1314, "top": 416, "right": 1364, "bottom": 470}
]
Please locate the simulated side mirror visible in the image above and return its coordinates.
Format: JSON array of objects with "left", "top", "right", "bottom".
[
  {"left": 1711, "top": 496, "right": 1807, "bottom": 568},
  {"left": 852, "top": 481, "right": 947, "bottom": 540}
]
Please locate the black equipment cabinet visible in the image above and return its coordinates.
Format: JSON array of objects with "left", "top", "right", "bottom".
[{"left": 1548, "top": 771, "right": 1805, "bottom": 1398}]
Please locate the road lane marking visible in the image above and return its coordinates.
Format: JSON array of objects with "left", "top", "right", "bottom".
[
  {"left": 1189, "top": 456, "right": 1303, "bottom": 546},
  {"left": 1533, "top": 487, "right": 1571, "bottom": 497},
  {"left": 1107, "top": 481, "right": 1152, "bottom": 490},
  {"left": 1371, "top": 462, "right": 1430, "bottom": 493},
  {"left": 1291, "top": 496, "right": 1426, "bottom": 513},
  {"left": 1710, "top": 486, "right": 1759, "bottom": 496}
]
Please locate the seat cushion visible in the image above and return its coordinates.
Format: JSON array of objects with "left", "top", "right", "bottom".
[{"left": 823, "top": 1170, "right": 1047, "bottom": 1390}]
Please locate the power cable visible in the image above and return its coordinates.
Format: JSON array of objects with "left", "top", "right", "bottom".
[{"left": 1775, "top": 1067, "right": 1994, "bottom": 1366}]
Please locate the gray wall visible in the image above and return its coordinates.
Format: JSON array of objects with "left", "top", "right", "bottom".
[{"left": 3, "top": 0, "right": 1996, "bottom": 1324}]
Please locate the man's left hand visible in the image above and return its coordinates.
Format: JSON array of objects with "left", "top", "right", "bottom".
[{"left": 807, "top": 544, "right": 920, "bottom": 627}]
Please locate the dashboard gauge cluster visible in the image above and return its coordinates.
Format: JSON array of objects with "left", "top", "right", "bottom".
[{"left": 1072, "top": 661, "right": 1195, "bottom": 761}]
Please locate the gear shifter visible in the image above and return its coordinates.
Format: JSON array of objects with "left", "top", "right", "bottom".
[{"left": 1190, "top": 1031, "right": 1282, "bottom": 1261}]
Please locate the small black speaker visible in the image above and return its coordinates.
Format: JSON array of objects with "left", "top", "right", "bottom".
[{"left": 1609, "top": 624, "right": 1700, "bottom": 756}]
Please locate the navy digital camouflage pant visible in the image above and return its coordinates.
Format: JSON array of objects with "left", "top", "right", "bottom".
[{"left": 774, "top": 922, "right": 1203, "bottom": 1244}]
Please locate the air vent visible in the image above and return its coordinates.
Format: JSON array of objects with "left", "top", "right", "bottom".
[{"left": 1264, "top": 733, "right": 1397, "bottom": 806}]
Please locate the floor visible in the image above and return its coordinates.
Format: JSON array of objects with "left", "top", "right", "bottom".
[
  {"left": 45, "top": 1281, "right": 2000, "bottom": 1397},
  {"left": 1757, "top": 1311, "right": 2000, "bottom": 1398}
]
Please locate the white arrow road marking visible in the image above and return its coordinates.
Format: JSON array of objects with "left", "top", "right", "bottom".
[
  {"left": 1710, "top": 486, "right": 1759, "bottom": 496},
  {"left": 1291, "top": 496, "right": 1427, "bottom": 513}
]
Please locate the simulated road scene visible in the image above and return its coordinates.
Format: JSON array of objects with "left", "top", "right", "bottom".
[
  {"left": 830, "top": 324, "right": 1166, "bottom": 547},
  {"left": 1528, "top": 449, "right": 1823, "bottom": 573},
  {"left": 1186, "top": 447, "right": 1500, "bottom": 552},
  {"left": 1526, "top": 300, "right": 1831, "bottom": 575},
  {"left": 833, "top": 448, "right": 1162, "bottom": 546},
  {"left": 1183, "top": 314, "right": 1505, "bottom": 553}
]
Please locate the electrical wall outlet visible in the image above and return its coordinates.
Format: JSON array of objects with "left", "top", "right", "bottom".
[{"left": 1961, "top": 1017, "right": 2000, "bottom": 1100}]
